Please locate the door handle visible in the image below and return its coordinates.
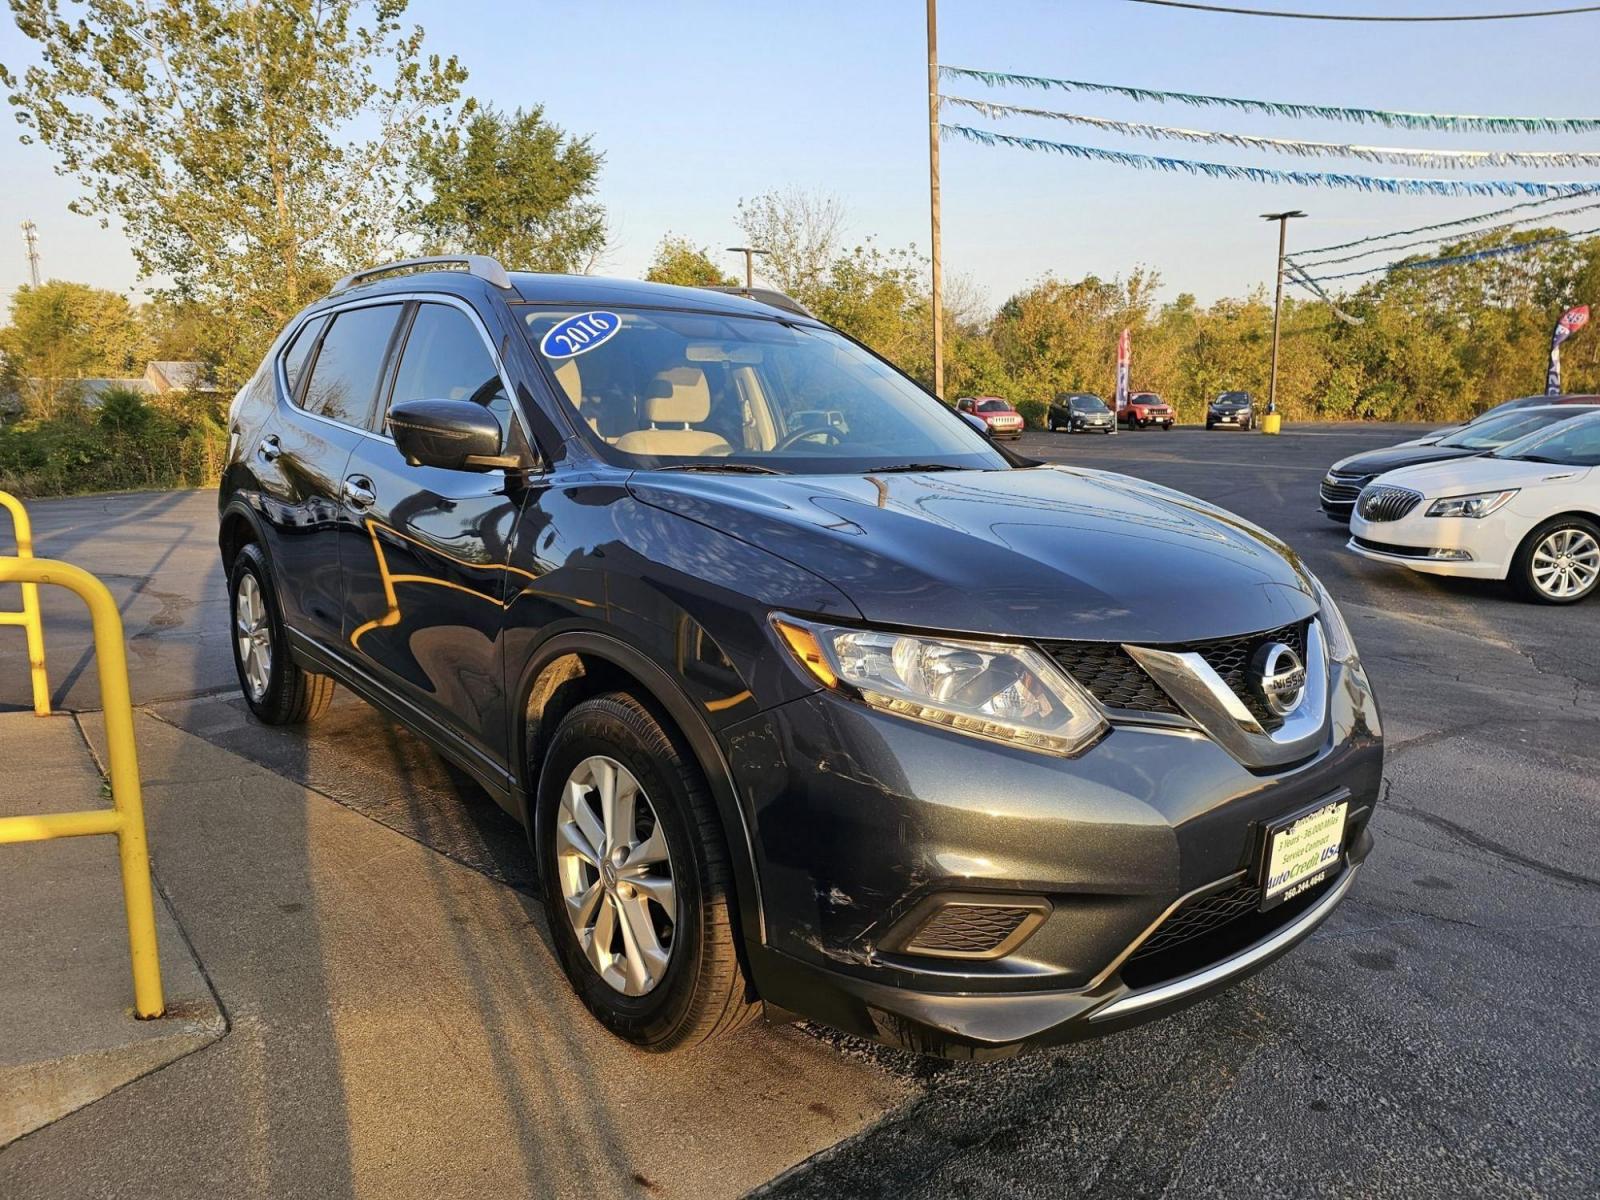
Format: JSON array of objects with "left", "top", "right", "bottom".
[
  {"left": 342, "top": 476, "right": 377, "bottom": 510},
  {"left": 257, "top": 435, "right": 281, "bottom": 463}
]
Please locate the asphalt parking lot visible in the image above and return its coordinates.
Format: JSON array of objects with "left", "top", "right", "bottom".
[{"left": 2, "top": 423, "right": 1596, "bottom": 1199}]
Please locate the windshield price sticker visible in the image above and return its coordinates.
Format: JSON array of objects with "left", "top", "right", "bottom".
[{"left": 541, "top": 311, "right": 621, "bottom": 359}]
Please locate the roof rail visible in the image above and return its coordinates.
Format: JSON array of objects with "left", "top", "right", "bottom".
[
  {"left": 332, "top": 255, "right": 513, "bottom": 294},
  {"left": 701, "top": 285, "right": 815, "bottom": 319}
]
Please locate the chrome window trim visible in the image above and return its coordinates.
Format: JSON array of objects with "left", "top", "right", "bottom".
[
  {"left": 1123, "top": 620, "right": 1330, "bottom": 769},
  {"left": 1089, "top": 862, "right": 1361, "bottom": 1022}
]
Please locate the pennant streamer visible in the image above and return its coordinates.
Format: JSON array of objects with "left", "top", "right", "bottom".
[
  {"left": 941, "top": 96, "right": 1600, "bottom": 170},
  {"left": 1296, "top": 188, "right": 1600, "bottom": 258},
  {"left": 1297, "top": 199, "right": 1600, "bottom": 267},
  {"left": 939, "top": 65, "right": 1600, "bottom": 134},
  {"left": 1291, "top": 225, "right": 1600, "bottom": 282},
  {"left": 1284, "top": 265, "right": 1365, "bottom": 324},
  {"left": 942, "top": 125, "right": 1600, "bottom": 199}
]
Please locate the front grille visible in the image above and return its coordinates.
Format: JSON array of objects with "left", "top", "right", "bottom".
[
  {"left": 1046, "top": 618, "right": 1311, "bottom": 730},
  {"left": 1130, "top": 880, "right": 1261, "bottom": 961},
  {"left": 1189, "top": 619, "right": 1309, "bottom": 732},
  {"left": 1319, "top": 474, "right": 1366, "bottom": 505},
  {"left": 1046, "top": 642, "right": 1180, "bottom": 714},
  {"left": 1357, "top": 484, "right": 1423, "bottom": 523},
  {"left": 902, "top": 903, "right": 1037, "bottom": 956}
]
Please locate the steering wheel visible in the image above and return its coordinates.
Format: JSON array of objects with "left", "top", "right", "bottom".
[{"left": 774, "top": 423, "right": 844, "bottom": 452}]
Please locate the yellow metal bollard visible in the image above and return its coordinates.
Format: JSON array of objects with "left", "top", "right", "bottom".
[
  {"left": 0, "top": 554, "right": 164, "bottom": 1018},
  {"left": 0, "top": 490, "right": 50, "bottom": 714},
  {"left": 1261, "top": 412, "right": 1283, "bottom": 435}
]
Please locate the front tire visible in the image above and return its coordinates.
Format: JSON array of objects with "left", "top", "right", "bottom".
[
  {"left": 228, "top": 543, "right": 335, "bottom": 724},
  {"left": 1512, "top": 517, "right": 1600, "bottom": 604},
  {"left": 536, "top": 692, "right": 757, "bottom": 1050}
]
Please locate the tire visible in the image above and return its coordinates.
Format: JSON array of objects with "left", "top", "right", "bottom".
[
  {"left": 1046, "top": 417, "right": 1055, "bottom": 432},
  {"left": 1206, "top": 421, "right": 1215, "bottom": 430},
  {"left": 1163, "top": 422, "right": 1174, "bottom": 431},
  {"left": 1511, "top": 516, "right": 1600, "bottom": 604},
  {"left": 536, "top": 692, "right": 757, "bottom": 1051},
  {"left": 228, "top": 543, "right": 335, "bottom": 724}
]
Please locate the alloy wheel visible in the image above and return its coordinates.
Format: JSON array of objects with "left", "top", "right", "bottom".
[
  {"left": 556, "top": 755, "right": 677, "bottom": 996},
  {"left": 1531, "top": 527, "right": 1599, "bottom": 599},
  {"left": 234, "top": 573, "right": 272, "bottom": 701}
]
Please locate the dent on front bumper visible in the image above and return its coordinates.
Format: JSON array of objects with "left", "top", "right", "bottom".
[{"left": 724, "top": 657, "right": 1383, "bottom": 1058}]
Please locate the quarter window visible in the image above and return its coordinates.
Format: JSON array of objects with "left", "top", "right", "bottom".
[
  {"left": 300, "top": 305, "right": 402, "bottom": 428},
  {"left": 280, "top": 315, "right": 326, "bottom": 402},
  {"left": 387, "top": 304, "right": 511, "bottom": 441}
]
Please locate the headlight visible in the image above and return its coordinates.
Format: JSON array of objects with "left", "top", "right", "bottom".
[
  {"left": 773, "top": 617, "right": 1107, "bottom": 756},
  {"left": 1426, "top": 490, "right": 1517, "bottom": 519},
  {"left": 1303, "top": 569, "right": 1358, "bottom": 663}
]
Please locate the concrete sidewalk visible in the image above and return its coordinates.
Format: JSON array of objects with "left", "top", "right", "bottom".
[
  {"left": 1, "top": 710, "right": 906, "bottom": 1199},
  {"left": 0, "top": 712, "right": 224, "bottom": 1144}
]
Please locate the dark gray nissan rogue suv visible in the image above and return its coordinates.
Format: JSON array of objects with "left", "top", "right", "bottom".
[{"left": 218, "top": 256, "right": 1383, "bottom": 1058}]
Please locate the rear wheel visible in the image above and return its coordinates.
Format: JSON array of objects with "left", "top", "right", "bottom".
[
  {"left": 228, "top": 543, "right": 335, "bottom": 724},
  {"left": 536, "top": 692, "right": 757, "bottom": 1050},
  {"left": 1512, "top": 517, "right": 1600, "bottom": 604}
]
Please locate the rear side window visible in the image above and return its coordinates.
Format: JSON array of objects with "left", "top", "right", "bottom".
[
  {"left": 387, "top": 304, "right": 511, "bottom": 442},
  {"left": 280, "top": 315, "right": 326, "bottom": 401},
  {"left": 300, "top": 305, "right": 402, "bottom": 428}
]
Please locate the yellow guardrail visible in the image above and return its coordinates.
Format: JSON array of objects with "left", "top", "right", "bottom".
[
  {"left": 0, "top": 549, "right": 165, "bottom": 1018},
  {"left": 0, "top": 490, "right": 50, "bottom": 715}
]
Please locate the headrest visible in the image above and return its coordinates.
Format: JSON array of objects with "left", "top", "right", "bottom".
[{"left": 646, "top": 367, "right": 711, "bottom": 425}]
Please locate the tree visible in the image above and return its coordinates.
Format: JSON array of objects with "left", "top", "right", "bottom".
[
  {"left": 644, "top": 236, "right": 736, "bottom": 288},
  {"left": 0, "top": 281, "right": 148, "bottom": 418},
  {"left": 412, "top": 103, "right": 606, "bottom": 273},
  {"left": 734, "top": 188, "right": 846, "bottom": 303},
  {"left": 2, "top": 0, "right": 469, "bottom": 386}
]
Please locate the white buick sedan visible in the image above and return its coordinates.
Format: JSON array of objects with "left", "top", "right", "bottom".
[{"left": 1349, "top": 410, "right": 1600, "bottom": 604}]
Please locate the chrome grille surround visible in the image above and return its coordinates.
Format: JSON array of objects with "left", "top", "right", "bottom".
[
  {"left": 1356, "top": 484, "right": 1424, "bottom": 523},
  {"left": 1123, "top": 620, "right": 1331, "bottom": 770},
  {"left": 1319, "top": 472, "right": 1368, "bottom": 506}
]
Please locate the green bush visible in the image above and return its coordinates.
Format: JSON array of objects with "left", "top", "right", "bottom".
[
  {"left": 1014, "top": 397, "right": 1047, "bottom": 429},
  {"left": 0, "top": 394, "right": 228, "bottom": 498}
]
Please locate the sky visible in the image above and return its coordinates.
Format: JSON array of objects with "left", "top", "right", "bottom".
[{"left": 2, "top": 0, "right": 1599, "bottom": 315}]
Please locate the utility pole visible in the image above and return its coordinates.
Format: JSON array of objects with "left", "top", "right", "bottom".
[
  {"left": 726, "top": 246, "right": 769, "bottom": 291},
  {"left": 1261, "top": 210, "right": 1305, "bottom": 416},
  {"left": 21, "top": 220, "right": 40, "bottom": 287},
  {"left": 926, "top": 0, "right": 944, "bottom": 399}
]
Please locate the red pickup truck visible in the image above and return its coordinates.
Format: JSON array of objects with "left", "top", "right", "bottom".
[{"left": 1121, "top": 392, "right": 1175, "bottom": 430}]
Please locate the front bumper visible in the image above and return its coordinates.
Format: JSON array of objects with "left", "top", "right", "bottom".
[
  {"left": 725, "top": 659, "right": 1383, "bottom": 1056},
  {"left": 1348, "top": 508, "right": 1511, "bottom": 579}
]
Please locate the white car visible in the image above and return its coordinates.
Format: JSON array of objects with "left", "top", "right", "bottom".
[{"left": 1348, "top": 410, "right": 1600, "bottom": 604}]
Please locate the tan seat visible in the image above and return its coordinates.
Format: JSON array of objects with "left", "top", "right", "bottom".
[{"left": 613, "top": 367, "right": 733, "bottom": 456}]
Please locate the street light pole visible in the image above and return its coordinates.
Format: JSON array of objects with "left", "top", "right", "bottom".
[
  {"left": 726, "top": 246, "right": 769, "bottom": 291},
  {"left": 926, "top": 0, "right": 944, "bottom": 399},
  {"left": 1261, "top": 210, "right": 1305, "bottom": 416}
]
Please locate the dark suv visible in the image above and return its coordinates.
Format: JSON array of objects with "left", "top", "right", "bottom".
[{"left": 219, "top": 257, "right": 1383, "bottom": 1059}]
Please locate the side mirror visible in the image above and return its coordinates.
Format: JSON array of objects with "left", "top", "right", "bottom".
[{"left": 387, "top": 398, "right": 519, "bottom": 471}]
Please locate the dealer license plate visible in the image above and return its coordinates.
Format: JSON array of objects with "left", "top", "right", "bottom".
[{"left": 1260, "top": 800, "right": 1347, "bottom": 909}]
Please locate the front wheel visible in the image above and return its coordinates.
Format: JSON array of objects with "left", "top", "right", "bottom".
[
  {"left": 536, "top": 692, "right": 757, "bottom": 1050},
  {"left": 228, "top": 544, "right": 335, "bottom": 724},
  {"left": 1512, "top": 517, "right": 1600, "bottom": 604}
]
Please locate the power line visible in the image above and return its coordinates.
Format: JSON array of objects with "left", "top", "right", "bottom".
[{"left": 1125, "top": 0, "right": 1600, "bottom": 20}]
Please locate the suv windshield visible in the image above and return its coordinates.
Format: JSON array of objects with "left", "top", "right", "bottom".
[
  {"left": 1492, "top": 411, "right": 1600, "bottom": 466},
  {"left": 1437, "top": 408, "right": 1589, "bottom": 450},
  {"left": 522, "top": 306, "right": 1006, "bottom": 473},
  {"left": 1132, "top": 393, "right": 1161, "bottom": 403},
  {"left": 1070, "top": 395, "right": 1108, "bottom": 412},
  {"left": 1216, "top": 392, "right": 1249, "bottom": 405},
  {"left": 973, "top": 398, "right": 1011, "bottom": 413}
]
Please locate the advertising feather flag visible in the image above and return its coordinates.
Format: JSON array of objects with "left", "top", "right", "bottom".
[{"left": 1547, "top": 306, "right": 1590, "bottom": 394}]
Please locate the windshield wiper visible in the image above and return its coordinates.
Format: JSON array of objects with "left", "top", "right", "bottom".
[
  {"left": 863, "top": 462, "right": 966, "bottom": 474},
  {"left": 652, "top": 462, "right": 784, "bottom": 475}
]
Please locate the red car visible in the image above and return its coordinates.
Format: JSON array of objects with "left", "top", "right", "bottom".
[
  {"left": 956, "top": 395, "right": 1026, "bottom": 440},
  {"left": 1120, "top": 391, "right": 1175, "bottom": 430}
]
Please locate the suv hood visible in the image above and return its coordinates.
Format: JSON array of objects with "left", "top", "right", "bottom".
[{"left": 629, "top": 466, "right": 1317, "bottom": 643}]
